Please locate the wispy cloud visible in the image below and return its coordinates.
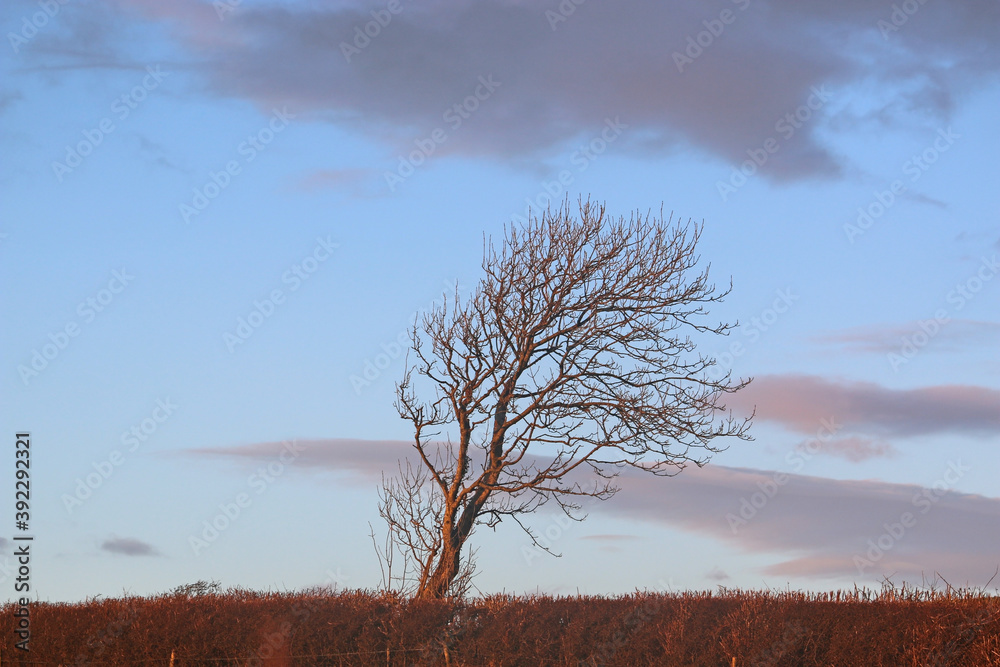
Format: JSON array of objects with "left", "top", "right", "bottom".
[
  {"left": 186, "top": 438, "right": 412, "bottom": 481},
  {"left": 133, "top": 134, "right": 188, "bottom": 174},
  {"left": 0, "top": 90, "right": 22, "bottom": 113},
  {"left": 814, "top": 320, "right": 1000, "bottom": 355},
  {"left": 293, "top": 167, "right": 381, "bottom": 196},
  {"left": 580, "top": 534, "right": 639, "bottom": 543},
  {"left": 795, "top": 436, "right": 897, "bottom": 463}
]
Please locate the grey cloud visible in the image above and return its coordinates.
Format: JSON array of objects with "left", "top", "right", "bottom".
[
  {"left": 597, "top": 463, "right": 1000, "bottom": 584},
  {"left": 101, "top": 536, "right": 160, "bottom": 556},
  {"left": 29, "top": 0, "right": 1000, "bottom": 181}
]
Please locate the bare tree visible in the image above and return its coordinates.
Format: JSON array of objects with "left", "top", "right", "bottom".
[{"left": 378, "top": 198, "right": 753, "bottom": 599}]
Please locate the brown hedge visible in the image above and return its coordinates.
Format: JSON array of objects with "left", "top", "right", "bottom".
[{"left": 1, "top": 586, "right": 997, "bottom": 666}]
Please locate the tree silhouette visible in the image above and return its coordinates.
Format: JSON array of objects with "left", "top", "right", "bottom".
[{"left": 378, "top": 198, "right": 752, "bottom": 599}]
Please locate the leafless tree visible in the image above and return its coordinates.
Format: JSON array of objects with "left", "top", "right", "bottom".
[{"left": 378, "top": 198, "right": 753, "bottom": 599}]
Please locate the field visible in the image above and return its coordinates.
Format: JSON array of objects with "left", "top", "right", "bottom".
[{"left": 1, "top": 585, "right": 998, "bottom": 666}]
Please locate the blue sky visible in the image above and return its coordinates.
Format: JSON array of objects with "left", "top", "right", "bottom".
[{"left": 1, "top": 0, "right": 998, "bottom": 602}]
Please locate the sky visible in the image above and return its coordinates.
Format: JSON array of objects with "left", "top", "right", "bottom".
[{"left": 1, "top": 0, "right": 999, "bottom": 603}]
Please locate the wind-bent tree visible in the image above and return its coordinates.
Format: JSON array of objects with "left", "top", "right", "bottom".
[{"left": 379, "top": 199, "right": 752, "bottom": 599}]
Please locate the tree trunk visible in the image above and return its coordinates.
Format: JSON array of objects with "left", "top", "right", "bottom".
[
  {"left": 420, "top": 541, "right": 463, "bottom": 599},
  {"left": 418, "top": 492, "right": 484, "bottom": 598}
]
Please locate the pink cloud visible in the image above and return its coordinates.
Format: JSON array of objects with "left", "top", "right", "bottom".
[
  {"left": 728, "top": 374, "right": 1000, "bottom": 437},
  {"left": 186, "top": 438, "right": 412, "bottom": 482},
  {"left": 185, "top": 437, "right": 1000, "bottom": 584},
  {"left": 597, "top": 463, "right": 1000, "bottom": 584}
]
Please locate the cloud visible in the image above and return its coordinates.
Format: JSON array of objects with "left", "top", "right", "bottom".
[
  {"left": 293, "top": 167, "right": 381, "bottom": 196},
  {"left": 795, "top": 436, "right": 897, "bottom": 463},
  {"left": 185, "top": 438, "right": 412, "bottom": 481},
  {"left": 727, "top": 374, "right": 1000, "bottom": 437},
  {"left": 185, "top": 438, "right": 639, "bottom": 489},
  {"left": 580, "top": 534, "right": 639, "bottom": 543},
  {"left": 579, "top": 533, "right": 639, "bottom": 553},
  {"left": 706, "top": 566, "right": 730, "bottom": 582},
  {"left": 186, "top": 437, "right": 999, "bottom": 583},
  {"left": 101, "top": 537, "right": 160, "bottom": 557},
  {"left": 0, "top": 90, "right": 22, "bottom": 113},
  {"left": 900, "top": 191, "right": 948, "bottom": 209},
  {"left": 133, "top": 134, "right": 189, "bottom": 174},
  {"left": 814, "top": 320, "right": 1000, "bottom": 355},
  {"left": 29, "top": 0, "right": 1000, "bottom": 181},
  {"left": 596, "top": 463, "right": 1000, "bottom": 584}
]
